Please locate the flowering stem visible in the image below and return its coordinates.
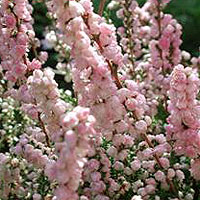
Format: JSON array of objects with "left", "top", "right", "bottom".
[
  {"left": 83, "top": 14, "right": 123, "bottom": 89},
  {"left": 157, "top": 0, "right": 162, "bottom": 38},
  {"left": 141, "top": 133, "right": 177, "bottom": 195},
  {"left": 31, "top": 40, "right": 39, "bottom": 59},
  {"left": 38, "top": 113, "right": 51, "bottom": 147},
  {"left": 156, "top": 0, "right": 166, "bottom": 76},
  {"left": 108, "top": 61, "right": 123, "bottom": 89},
  {"left": 123, "top": 0, "right": 135, "bottom": 67},
  {"left": 95, "top": 36, "right": 123, "bottom": 88},
  {"left": 98, "top": 0, "right": 107, "bottom": 16}
]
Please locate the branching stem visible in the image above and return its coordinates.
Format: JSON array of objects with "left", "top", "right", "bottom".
[{"left": 98, "top": 0, "right": 107, "bottom": 16}]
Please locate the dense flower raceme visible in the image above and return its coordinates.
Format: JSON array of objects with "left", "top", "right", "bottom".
[
  {"left": 147, "top": 0, "right": 182, "bottom": 95},
  {"left": 0, "top": 0, "right": 200, "bottom": 199},
  {"left": 0, "top": 0, "right": 44, "bottom": 83},
  {"left": 114, "top": 0, "right": 152, "bottom": 65},
  {"left": 0, "top": 0, "right": 49, "bottom": 90},
  {"left": 167, "top": 64, "right": 200, "bottom": 180},
  {"left": 27, "top": 69, "right": 97, "bottom": 200},
  {"left": 44, "top": 105, "right": 97, "bottom": 200}
]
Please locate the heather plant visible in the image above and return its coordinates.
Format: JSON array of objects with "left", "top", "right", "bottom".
[{"left": 0, "top": 0, "right": 200, "bottom": 200}]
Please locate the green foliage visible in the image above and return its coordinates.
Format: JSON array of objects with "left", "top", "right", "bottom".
[
  {"left": 155, "top": 102, "right": 169, "bottom": 124},
  {"left": 101, "top": 137, "right": 112, "bottom": 150},
  {"left": 59, "top": 89, "right": 78, "bottom": 106},
  {"left": 169, "top": 151, "right": 179, "bottom": 166},
  {"left": 154, "top": 187, "right": 177, "bottom": 199},
  {"left": 37, "top": 173, "right": 52, "bottom": 197},
  {"left": 0, "top": 98, "right": 32, "bottom": 153},
  {"left": 119, "top": 188, "right": 134, "bottom": 200},
  {"left": 32, "top": 2, "right": 52, "bottom": 38}
]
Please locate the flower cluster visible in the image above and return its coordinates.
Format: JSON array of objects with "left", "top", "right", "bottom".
[
  {"left": 167, "top": 64, "right": 200, "bottom": 180},
  {"left": 45, "top": 106, "right": 96, "bottom": 200},
  {"left": 0, "top": 0, "right": 36, "bottom": 82}
]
